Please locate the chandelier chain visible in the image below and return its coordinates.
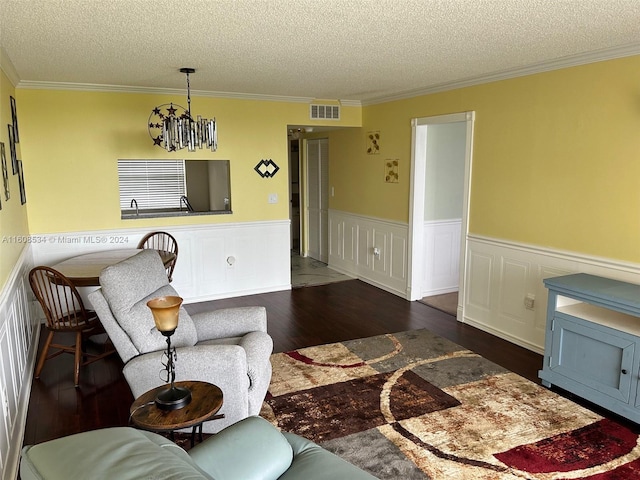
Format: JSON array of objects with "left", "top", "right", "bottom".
[{"left": 185, "top": 72, "right": 192, "bottom": 118}]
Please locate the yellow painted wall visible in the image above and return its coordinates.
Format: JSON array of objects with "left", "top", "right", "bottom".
[
  {"left": 5, "top": 54, "right": 640, "bottom": 283},
  {"left": 16, "top": 89, "right": 361, "bottom": 234},
  {"left": 330, "top": 55, "right": 640, "bottom": 262},
  {"left": 0, "top": 68, "right": 30, "bottom": 290}
]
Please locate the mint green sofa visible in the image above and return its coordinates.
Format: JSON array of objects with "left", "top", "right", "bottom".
[{"left": 21, "top": 416, "right": 377, "bottom": 480}]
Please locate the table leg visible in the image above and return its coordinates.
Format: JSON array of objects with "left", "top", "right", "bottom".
[{"left": 189, "top": 423, "right": 204, "bottom": 448}]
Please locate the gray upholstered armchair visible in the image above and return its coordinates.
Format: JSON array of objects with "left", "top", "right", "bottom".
[{"left": 87, "top": 249, "right": 272, "bottom": 433}]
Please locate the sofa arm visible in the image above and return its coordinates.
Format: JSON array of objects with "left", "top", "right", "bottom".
[
  {"left": 189, "top": 416, "right": 293, "bottom": 480},
  {"left": 21, "top": 427, "right": 208, "bottom": 480},
  {"left": 190, "top": 306, "right": 267, "bottom": 341},
  {"left": 239, "top": 331, "right": 273, "bottom": 414}
]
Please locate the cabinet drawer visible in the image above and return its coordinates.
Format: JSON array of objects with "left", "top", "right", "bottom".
[{"left": 550, "top": 314, "right": 634, "bottom": 403}]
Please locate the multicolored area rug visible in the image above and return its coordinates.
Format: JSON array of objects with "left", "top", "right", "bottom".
[{"left": 260, "top": 330, "right": 640, "bottom": 479}]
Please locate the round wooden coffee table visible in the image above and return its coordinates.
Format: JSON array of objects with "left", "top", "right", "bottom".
[{"left": 129, "top": 381, "right": 223, "bottom": 447}]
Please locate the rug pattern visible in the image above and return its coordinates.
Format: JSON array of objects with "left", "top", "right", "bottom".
[{"left": 260, "top": 330, "right": 640, "bottom": 479}]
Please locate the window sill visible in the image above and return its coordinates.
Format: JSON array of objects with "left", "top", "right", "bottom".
[{"left": 121, "top": 210, "right": 232, "bottom": 220}]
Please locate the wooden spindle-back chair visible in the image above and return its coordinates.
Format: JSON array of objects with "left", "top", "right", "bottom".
[
  {"left": 29, "top": 266, "right": 114, "bottom": 387},
  {"left": 137, "top": 231, "right": 179, "bottom": 282}
]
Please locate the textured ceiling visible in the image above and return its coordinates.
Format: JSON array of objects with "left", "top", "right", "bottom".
[{"left": 1, "top": 0, "right": 640, "bottom": 104}]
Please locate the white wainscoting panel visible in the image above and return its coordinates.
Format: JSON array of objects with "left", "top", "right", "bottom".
[
  {"left": 421, "top": 219, "right": 461, "bottom": 297},
  {"left": 329, "top": 210, "right": 408, "bottom": 297},
  {"left": 29, "top": 220, "right": 291, "bottom": 304},
  {"left": 0, "top": 246, "right": 38, "bottom": 480},
  {"left": 464, "top": 235, "right": 640, "bottom": 354}
]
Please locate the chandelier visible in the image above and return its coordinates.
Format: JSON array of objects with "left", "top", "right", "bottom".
[{"left": 149, "top": 68, "right": 217, "bottom": 152}]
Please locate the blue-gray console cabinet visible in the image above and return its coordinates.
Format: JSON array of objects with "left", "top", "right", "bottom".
[{"left": 539, "top": 273, "right": 640, "bottom": 424}]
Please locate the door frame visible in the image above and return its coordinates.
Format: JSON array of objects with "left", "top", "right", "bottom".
[{"left": 407, "top": 111, "right": 475, "bottom": 320}]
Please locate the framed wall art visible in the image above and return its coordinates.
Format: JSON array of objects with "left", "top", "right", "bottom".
[
  {"left": 1, "top": 142, "right": 8, "bottom": 201},
  {"left": 7, "top": 124, "right": 17, "bottom": 174},
  {"left": 18, "top": 159, "right": 26, "bottom": 204},
  {"left": 385, "top": 159, "right": 399, "bottom": 183},
  {"left": 366, "top": 131, "right": 380, "bottom": 155},
  {"left": 10, "top": 96, "right": 19, "bottom": 143}
]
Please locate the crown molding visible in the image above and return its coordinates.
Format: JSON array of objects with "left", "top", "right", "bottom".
[
  {"left": 15, "top": 80, "right": 363, "bottom": 106},
  {"left": 0, "top": 47, "right": 20, "bottom": 87},
  {"left": 11, "top": 42, "right": 639, "bottom": 107},
  {"left": 16, "top": 81, "right": 321, "bottom": 104},
  {"left": 362, "top": 42, "right": 640, "bottom": 106},
  {"left": 338, "top": 99, "right": 361, "bottom": 107}
]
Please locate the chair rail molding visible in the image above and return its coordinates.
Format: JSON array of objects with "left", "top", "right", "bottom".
[
  {"left": 0, "top": 244, "right": 38, "bottom": 480},
  {"left": 464, "top": 234, "right": 640, "bottom": 354}
]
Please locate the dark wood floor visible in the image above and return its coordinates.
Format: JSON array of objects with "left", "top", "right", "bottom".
[{"left": 23, "top": 279, "right": 546, "bottom": 446}]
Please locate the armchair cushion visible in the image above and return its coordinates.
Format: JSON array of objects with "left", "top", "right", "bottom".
[{"left": 99, "top": 249, "right": 197, "bottom": 354}]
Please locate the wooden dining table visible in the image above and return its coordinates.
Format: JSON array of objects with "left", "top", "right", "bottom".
[{"left": 50, "top": 248, "right": 176, "bottom": 287}]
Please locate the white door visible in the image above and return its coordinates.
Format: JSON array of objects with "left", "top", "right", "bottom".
[{"left": 306, "top": 138, "right": 329, "bottom": 262}]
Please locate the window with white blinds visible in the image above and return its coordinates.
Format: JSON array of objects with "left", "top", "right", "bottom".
[{"left": 118, "top": 160, "right": 186, "bottom": 211}]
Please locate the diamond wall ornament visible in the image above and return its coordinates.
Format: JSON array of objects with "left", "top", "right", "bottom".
[{"left": 255, "top": 159, "right": 280, "bottom": 178}]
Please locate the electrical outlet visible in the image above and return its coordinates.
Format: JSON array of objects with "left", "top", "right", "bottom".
[
  {"left": 524, "top": 294, "right": 535, "bottom": 310},
  {"left": 373, "top": 247, "right": 381, "bottom": 259},
  {"left": 268, "top": 193, "right": 278, "bottom": 204}
]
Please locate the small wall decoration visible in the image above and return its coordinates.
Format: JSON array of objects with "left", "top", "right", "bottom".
[
  {"left": 10, "top": 96, "right": 19, "bottom": 143},
  {"left": 1, "top": 142, "right": 9, "bottom": 200},
  {"left": 254, "top": 159, "right": 280, "bottom": 178},
  {"left": 18, "top": 160, "right": 26, "bottom": 204},
  {"left": 7, "top": 124, "right": 17, "bottom": 174},
  {"left": 367, "top": 131, "right": 380, "bottom": 155},
  {"left": 385, "top": 159, "right": 399, "bottom": 183}
]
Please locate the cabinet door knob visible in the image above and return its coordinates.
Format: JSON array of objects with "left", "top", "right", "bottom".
[{"left": 622, "top": 369, "right": 628, "bottom": 374}]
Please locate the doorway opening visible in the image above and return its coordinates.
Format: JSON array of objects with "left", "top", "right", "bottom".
[
  {"left": 408, "top": 112, "right": 475, "bottom": 321},
  {"left": 287, "top": 128, "right": 353, "bottom": 288},
  {"left": 288, "top": 137, "right": 301, "bottom": 254}
]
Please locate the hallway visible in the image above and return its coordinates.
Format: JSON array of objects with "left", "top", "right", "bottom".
[{"left": 291, "top": 253, "right": 353, "bottom": 288}]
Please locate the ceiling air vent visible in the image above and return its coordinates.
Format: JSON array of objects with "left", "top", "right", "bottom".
[{"left": 310, "top": 104, "right": 340, "bottom": 120}]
